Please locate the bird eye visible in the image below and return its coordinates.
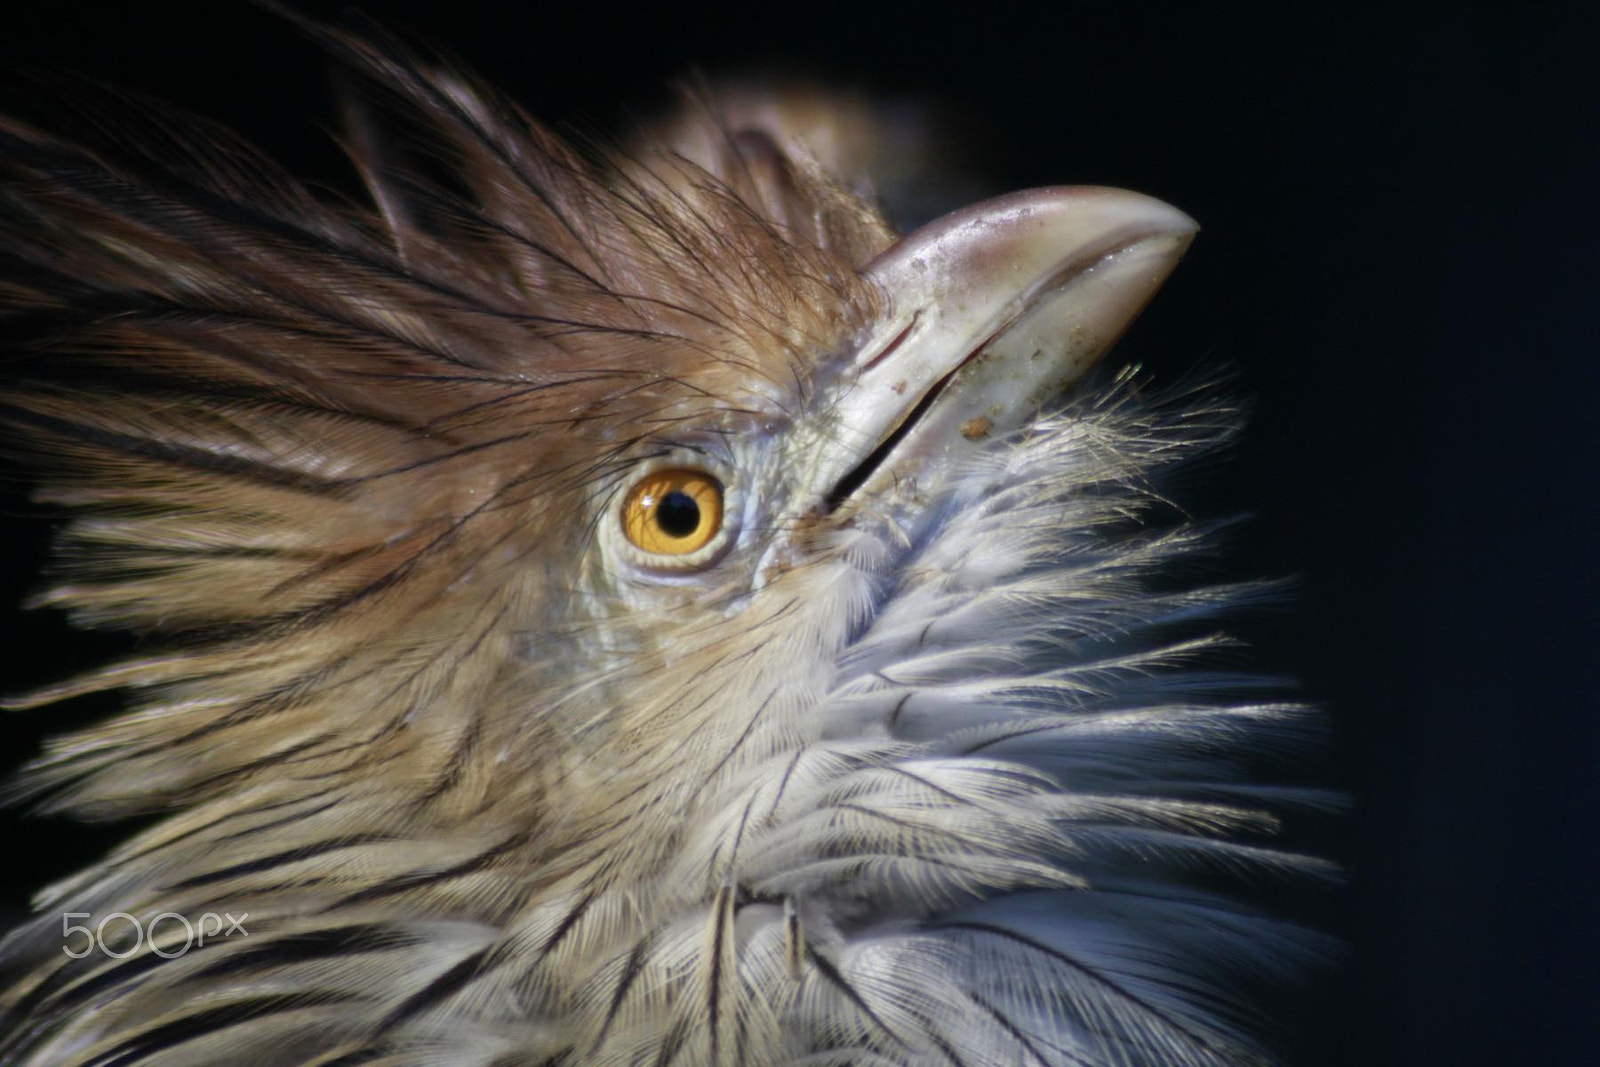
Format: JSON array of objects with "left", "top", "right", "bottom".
[{"left": 621, "top": 469, "right": 724, "bottom": 556}]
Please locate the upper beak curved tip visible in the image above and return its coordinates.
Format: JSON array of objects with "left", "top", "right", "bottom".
[
  {"left": 864, "top": 185, "right": 1197, "bottom": 328},
  {"left": 852, "top": 184, "right": 1198, "bottom": 414}
]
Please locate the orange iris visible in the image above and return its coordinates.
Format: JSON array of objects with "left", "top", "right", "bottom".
[{"left": 621, "top": 469, "right": 724, "bottom": 555}]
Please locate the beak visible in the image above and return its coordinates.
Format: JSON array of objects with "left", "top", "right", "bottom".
[{"left": 814, "top": 186, "right": 1196, "bottom": 510}]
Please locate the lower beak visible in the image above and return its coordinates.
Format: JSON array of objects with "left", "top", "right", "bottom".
[{"left": 816, "top": 186, "right": 1197, "bottom": 510}]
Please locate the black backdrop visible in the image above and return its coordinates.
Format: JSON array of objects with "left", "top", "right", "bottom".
[{"left": 1, "top": 3, "right": 1595, "bottom": 1064}]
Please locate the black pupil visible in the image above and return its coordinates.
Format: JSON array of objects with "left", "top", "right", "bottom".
[{"left": 655, "top": 490, "right": 701, "bottom": 538}]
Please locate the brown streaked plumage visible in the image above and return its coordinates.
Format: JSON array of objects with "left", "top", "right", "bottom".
[{"left": 0, "top": 17, "right": 1332, "bottom": 1067}]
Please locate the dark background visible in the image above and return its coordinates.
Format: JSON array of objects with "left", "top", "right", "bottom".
[{"left": 1, "top": 2, "right": 1595, "bottom": 1064}]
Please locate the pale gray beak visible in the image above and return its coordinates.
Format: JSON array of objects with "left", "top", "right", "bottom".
[{"left": 815, "top": 186, "right": 1197, "bottom": 509}]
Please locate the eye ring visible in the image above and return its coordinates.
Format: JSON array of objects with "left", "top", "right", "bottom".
[{"left": 620, "top": 468, "right": 726, "bottom": 558}]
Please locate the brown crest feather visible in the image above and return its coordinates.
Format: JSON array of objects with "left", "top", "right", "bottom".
[{"left": 0, "top": 28, "right": 887, "bottom": 824}]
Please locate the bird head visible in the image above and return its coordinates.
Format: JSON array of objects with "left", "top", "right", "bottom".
[{"left": 0, "top": 24, "right": 1324, "bottom": 1067}]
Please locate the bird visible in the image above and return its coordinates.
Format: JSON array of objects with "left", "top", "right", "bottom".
[{"left": 0, "top": 17, "right": 1332, "bottom": 1067}]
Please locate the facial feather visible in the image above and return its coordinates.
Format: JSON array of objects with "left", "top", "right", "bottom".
[{"left": 0, "top": 20, "right": 1332, "bottom": 1067}]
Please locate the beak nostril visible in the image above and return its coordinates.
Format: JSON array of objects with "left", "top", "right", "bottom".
[{"left": 856, "top": 311, "right": 920, "bottom": 373}]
